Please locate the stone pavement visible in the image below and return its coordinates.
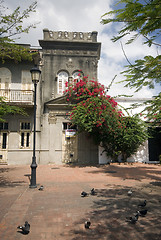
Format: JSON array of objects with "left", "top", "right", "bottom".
[{"left": 1, "top": 163, "right": 161, "bottom": 240}]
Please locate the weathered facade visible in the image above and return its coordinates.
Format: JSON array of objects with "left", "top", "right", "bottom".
[
  {"left": 0, "top": 30, "right": 101, "bottom": 165},
  {"left": 0, "top": 29, "right": 160, "bottom": 165}
]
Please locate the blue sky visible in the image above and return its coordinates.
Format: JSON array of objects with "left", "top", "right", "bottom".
[{"left": 3, "top": 0, "right": 160, "bottom": 98}]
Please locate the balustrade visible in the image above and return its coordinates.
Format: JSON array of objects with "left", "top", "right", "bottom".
[{"left": 0, "top": 89, "right": 34, "bottom": 104}]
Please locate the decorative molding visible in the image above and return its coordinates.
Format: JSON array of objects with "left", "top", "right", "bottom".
[
  {"left": 48, "top": 112, "right": 57, "bottom": 124},
  {"left": 51, "top": 91, "right": 55, "bottom": 99},
  {"left": 66, "top": 58, "right": 74, "bottom": 68},
  {"left": 48, "top": 111, "right": 68, "bottom": 124},
  {"left": 92, "top": 60, "right": 98, "bottom": 67},
  {"left": 54, "top": 111, "right": 68, "bottom": 116},
  {"left": 43, "top": 49, "right": 98, "bottom": 57}
]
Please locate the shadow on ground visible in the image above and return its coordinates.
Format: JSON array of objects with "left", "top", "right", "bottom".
[
  {"left": 65, "top": 162, "right": 101, "bottom": 168},
  {"left": 0, "top": 167, "right": 25, "bottom": 187},
  {"left": 85, "top": 164, "right": 161, "bottom": 183},
  {"left": 68, "top": 187, "right": 161, "bottom": 240}
]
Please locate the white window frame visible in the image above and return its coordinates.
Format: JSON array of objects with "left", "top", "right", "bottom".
[
  {"left": 72, "top": 71, "right": 84, "bottom": 83},
  {"left": 0, "top": 122, "right": 9, "bottom": 150},
  {"left": 19, "top": 122, "right": 31, "bottom": 148},
  {"left": 57, "top": 71, "right": 68, "bottom": 95},
  {"left": 0, "top": 132, "right": 8, "bottom": 150}
]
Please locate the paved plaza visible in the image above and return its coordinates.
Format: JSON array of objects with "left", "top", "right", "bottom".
[{"left": 0, "top": 163, "right": 161, "bottom": 239}]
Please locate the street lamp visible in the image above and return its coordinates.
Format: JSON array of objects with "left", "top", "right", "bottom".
[{"left": 29, "top": 66, "right": 41, "bottom": 188}]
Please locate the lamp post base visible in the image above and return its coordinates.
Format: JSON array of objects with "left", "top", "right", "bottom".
[
  {"left": 29, "top": 157, "right": 37, "bottom": 188},
  {"left": 29, "top": 184, "right": 37, "bottom": 189}
]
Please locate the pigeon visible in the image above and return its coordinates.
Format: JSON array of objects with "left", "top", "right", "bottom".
[
  {"left": 137, "top": 209, "right": 148, "bottom": 216},
  {"left": 127, "top": 189, "right": 132, "bottom": 196},
  {"left": 38, "top": 185, "right": 44, "bottom": 191},
  {"left": 138, "top": 200, "right": 147, "bottom": 207},
  {"left": 90, "top": 188, "right": 96, "bottom": 196},
  {"left": 126, "top": 213, "right": 139, "bottom": 224},
  {"left": 17, "top": 221, "right": 30, "bottom": 234},
  {"left": 85, "top": 219, "right": 91, "bottom": 229},
  {"left": 81, "top": 191, "right": 88, "bottom": 197}
]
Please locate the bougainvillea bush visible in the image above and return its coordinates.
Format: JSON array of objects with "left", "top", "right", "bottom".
[{"left": 64, "top": 76, "right": 148, "bottom": 161}]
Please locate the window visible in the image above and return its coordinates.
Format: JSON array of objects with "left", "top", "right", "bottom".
[
  {"left": 20, "top": 122, "right": 31, "bottom": 148},
  {"left": 57, "top": 71, "right": 68, "bottom": 95},
  {"left": 0, "top": 132, "right": 8, "bottom": 149},
  {"left": 20, "top": 122, "right": 30, "bottom": 130},
  {"left": 62, "top": 122, "right": 77, "bottom": 131},
  {"left": 0, "top": 122, "right": 8, "bottom": 130},
  {"left": 0, "top": 122, "right": 8, "bottom": 150},
  {"left": 2, "top": 133, "right": 7, "bottom": 149},
  {"left": 72, "top": 71, "right": 84, "bottom": 83},
  {"left": 20, "top": 132, "right": 30, "bottom": 148}
]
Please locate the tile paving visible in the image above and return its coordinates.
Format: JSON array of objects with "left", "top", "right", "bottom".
[{"left": 0, "top": 163, "right": 161, "bottom": 239}]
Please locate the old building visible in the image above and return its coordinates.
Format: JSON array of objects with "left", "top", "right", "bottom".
[
  {"left": 0, "top": 29, "right": 160, "bottom": 165},
  {"left": 0, "top": 29, "right": 101, "bottom": 165}
]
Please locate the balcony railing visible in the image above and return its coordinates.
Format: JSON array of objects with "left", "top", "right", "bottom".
[{"left": 0, "top": 89, "right": 34, "bottom": 104}]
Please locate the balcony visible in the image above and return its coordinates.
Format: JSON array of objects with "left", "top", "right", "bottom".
[{"left": 0, "top": 89, "right": 34, "bottom": 105}]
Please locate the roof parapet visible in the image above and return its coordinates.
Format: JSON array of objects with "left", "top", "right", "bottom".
[{"left": 43, "top": 29, "right": 98, "bottom": 42}]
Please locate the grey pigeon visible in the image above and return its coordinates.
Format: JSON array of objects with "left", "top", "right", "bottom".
[
  {"left": 38, "top": 185, "right": 44, "bottom": 191},
  {"left": 85, "top": 219, "right": 91, "bottom": 229},
  {"left": 17, "top": 221, "right": 30, "bottom": 234},
  {"left": 126, "top": 213, "right": 139, "bottom": 224},
  {"left": 137, "top": 209, "right": 148, "bottom": 216},
  {"left": 90, "top": 188, "right": 96, "bottom": 195},
  {"left": 127, "top": 189, "right": 132, "bottom": 196},
  {"left": 138, "top": 200, "right": 146, "bottom": 207},
  {"left": 81, "top": 191, "right": 88, "bottom": 197}
]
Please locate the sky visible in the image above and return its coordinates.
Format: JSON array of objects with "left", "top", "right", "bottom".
[{"left": 3, "top": 0, "right": 160, "bottom": 99}]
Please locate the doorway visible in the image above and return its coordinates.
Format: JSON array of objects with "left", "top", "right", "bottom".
[
  {"left": 0, "top": 132, "right": 8, "bottom": 163},
  {"left": 148, "top": 127, "right": 161, "bottom": 161}
]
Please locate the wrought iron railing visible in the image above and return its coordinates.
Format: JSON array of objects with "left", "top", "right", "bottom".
[{"left": 0, "top": 89, "right": 34, "bottom": 104}]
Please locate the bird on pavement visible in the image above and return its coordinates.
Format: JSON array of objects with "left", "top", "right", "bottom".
[
  {"left": 90, "top": 188, "right": 96, "bottom": 196},
  {"left": 81, "top": 191, "right": 88, "bottom": 197},
  {"left": 38, "top": 185, "right": 44, "bottom": 191},
  {"left": 85, "top": 219, "right": 91, "bottom": 229},
  {"left": 17, "top": 221, "right": 30, "bottom": 234},
  {"left": 126, "top": 213, "right": 139, "bottom": 224},
  {"left": 137, "top": 209, "right": 148, "bottom": 216},
  {"left": 127, "top": 189, "right": 132, "bottom": 196},
  {"left": 138, "top": 200, "right": 147, "bottom": 207}
]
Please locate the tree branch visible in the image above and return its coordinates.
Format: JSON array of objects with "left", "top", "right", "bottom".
[
  {"left": 143, "top": 35, "right": 161, "bottom": 47},
  {"left": 120, "top": 41, "right": 134, "bottom": 67}
]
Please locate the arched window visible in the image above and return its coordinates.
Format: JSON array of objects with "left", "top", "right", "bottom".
[
  {"left": 72, "top": 71, "right": 84, "bottom": 83},
  {"left": 0, "top": 67, "right": 11, "bottom": 89},
  {"left": 57, "top": 71, "right": 68, "bottom": 95}
]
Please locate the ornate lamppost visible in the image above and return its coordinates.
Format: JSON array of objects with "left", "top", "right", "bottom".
[{"left": 29, "top": 66, "right": 41, "bottom": 188}]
